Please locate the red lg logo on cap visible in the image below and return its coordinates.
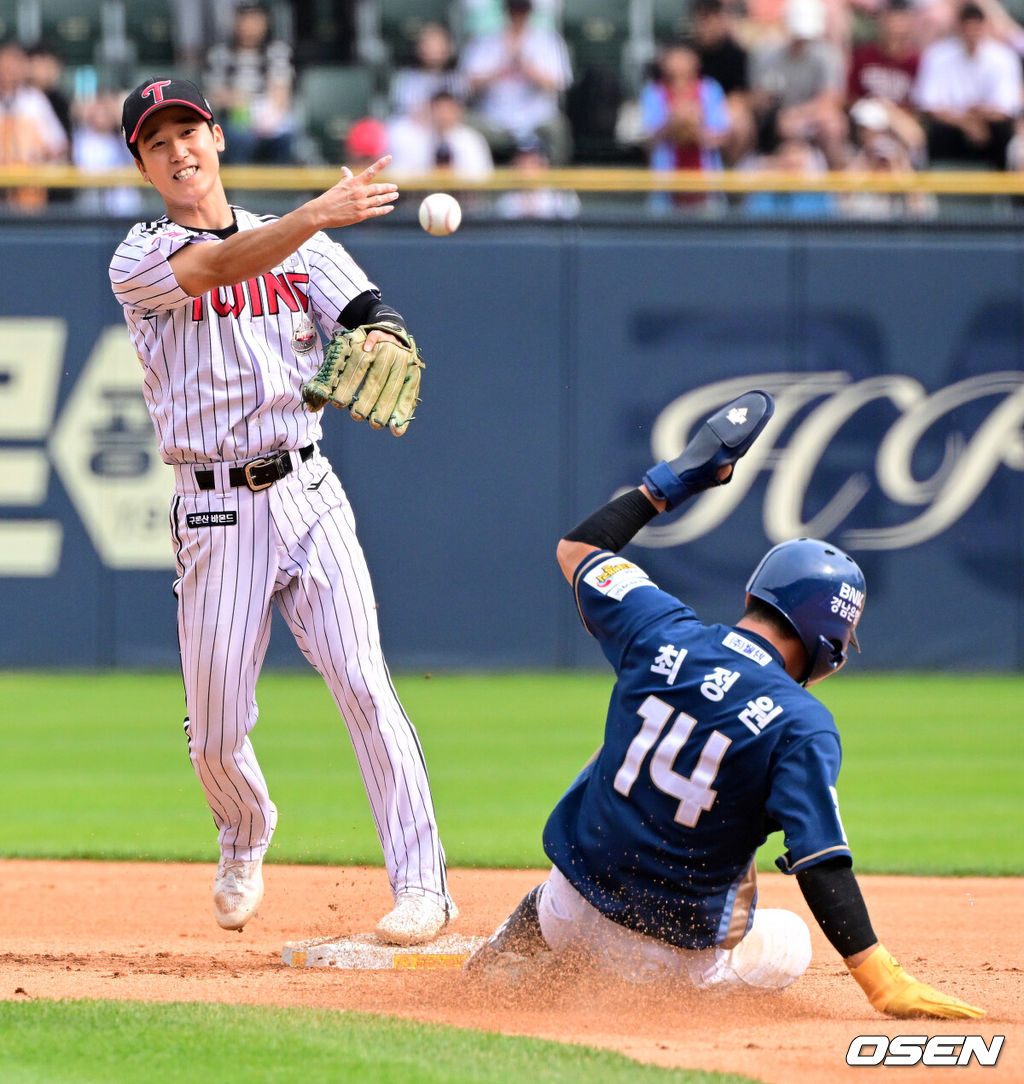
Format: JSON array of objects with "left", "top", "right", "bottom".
[{"left": 142, "top": 80, "right": 172, "bottom": 103}]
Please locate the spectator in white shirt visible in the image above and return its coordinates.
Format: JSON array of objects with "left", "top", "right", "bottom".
[
  {"left": 459, "top": 0, "right": 573, "bottom": 164},
  {"left": 913, "top": 0, "right": 1023, "bottom": 167},
  {"left": 387, "top": 90, "right": 495, "bottom": 180},
  {"left": 0, "top": 39, "right": 68, "bottom": 209},
  {"left": 72, "top": 91, "right": 143, "bottom": 216}
]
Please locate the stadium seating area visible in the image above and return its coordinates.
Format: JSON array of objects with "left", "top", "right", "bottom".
[{"left": 4, "top": 0, "right": 1024, "bottom": 176}]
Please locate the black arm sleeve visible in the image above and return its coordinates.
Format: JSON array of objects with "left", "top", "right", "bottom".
[
  {"left": 796, "top": 856, "right": 878, "bottom": 958},
  {"left": 563, "top": 489, "right": 659, "bottom": 553},
  {"left": 339, "top": 289, "right": 408, "bottom": 332}
]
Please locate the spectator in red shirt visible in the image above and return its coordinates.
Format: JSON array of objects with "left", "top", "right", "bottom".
[
  {"left": 848, "top": 0, "right": 921, "bottom": 108},
  {"left": 847, "top": 0, "right": 926, "bottom": 159}
]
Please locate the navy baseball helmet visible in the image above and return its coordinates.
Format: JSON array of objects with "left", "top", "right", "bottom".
[{"left": 745, "top": 538, "right": 865, "bottom": 686}]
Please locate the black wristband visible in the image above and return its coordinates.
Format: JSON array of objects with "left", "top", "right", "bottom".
[
  {"left": 796, "top": 858, "right": 877, "bottom": 958},
  {"left": 339, "top": 290, "right": 408, "bottom": 332},
  {"left": 563, "top": 489, "right": 659, "bottom": 553}
]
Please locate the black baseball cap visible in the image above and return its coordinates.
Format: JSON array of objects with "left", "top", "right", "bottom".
[{"left": 122, "top": 77, "right": 214, "bottom": 153}]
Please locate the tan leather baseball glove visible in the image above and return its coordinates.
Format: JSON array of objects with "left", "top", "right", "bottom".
[{"left": 301, "top": 321, "right": 424, "bottom": 436}]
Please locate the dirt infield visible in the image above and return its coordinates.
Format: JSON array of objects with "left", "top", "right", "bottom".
[{"left": 1, "top": 860, "right": 1020, "bottom": 1082}]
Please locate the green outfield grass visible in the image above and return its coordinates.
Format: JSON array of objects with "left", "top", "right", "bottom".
[
  {"left": 0, "top": 669, "right": 1019, "bottom": 1083},
  {"left": 0, "top": 1000, "right": 758, "bottom": 1084},
  {"left": 0, "top": 670, "right": 1020, "bottom": 874}
]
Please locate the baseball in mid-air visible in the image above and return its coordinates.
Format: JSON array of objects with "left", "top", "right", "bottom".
[{"left": 418, "top": 192, "right": 462, "bottom": 236}]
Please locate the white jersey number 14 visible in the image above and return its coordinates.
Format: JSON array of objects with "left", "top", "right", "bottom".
[{"left": 613, "top": 694, "right": 732, "bottom": 828}]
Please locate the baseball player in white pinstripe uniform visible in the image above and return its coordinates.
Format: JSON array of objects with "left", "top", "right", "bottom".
[{"left": 109, "top": 77, "right": 456, "bottom": 944}]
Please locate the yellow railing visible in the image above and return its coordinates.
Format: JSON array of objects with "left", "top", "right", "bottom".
[{"left": 3, "top": 165, "right": 1024, "bottom": 194}]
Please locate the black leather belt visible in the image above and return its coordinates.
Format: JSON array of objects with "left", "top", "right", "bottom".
[{"left": 195, "top": 445, "right": 314, "bottom": 492}]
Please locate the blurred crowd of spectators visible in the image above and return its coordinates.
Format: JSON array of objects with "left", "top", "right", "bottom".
[{"left": 3, "top": 0, "right": 1024, "bottom": 217}]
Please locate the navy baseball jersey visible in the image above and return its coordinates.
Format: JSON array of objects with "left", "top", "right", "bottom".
[{"left": 543, "top": 551, "right": 852, "bottom": 950}]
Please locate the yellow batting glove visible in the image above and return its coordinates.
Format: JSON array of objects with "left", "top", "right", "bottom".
[{"left": 848, "top": 945, "right": 986, "bottom": 1020}]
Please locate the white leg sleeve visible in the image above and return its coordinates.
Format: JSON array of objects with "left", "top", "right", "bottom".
[
  {"left": 537, "top": 870, "right": 811, "bottom": 991},
  {"left": 537, "top": 867, "right": 722, "bottom": 986},
  {"left": 725, "top": 908, "right": 812, "bottom": 990}
]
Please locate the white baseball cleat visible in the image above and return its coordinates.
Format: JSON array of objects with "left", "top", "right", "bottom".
[
  {"left": 213, "top": 856, "right": 264, "bottom": 931},
  {"left": 375, "top": 892, "right": 458, "bottom": 946}
]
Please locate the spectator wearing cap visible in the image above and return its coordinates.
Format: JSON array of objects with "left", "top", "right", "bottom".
[
  {"left": 912, "top": 0, "right": 1022, "bottom": 168},
  {"left": 691, "top": 0, "right": 756, "bottom": 164},
  {"left": 343, "top": 116, "right": 389, "bottom": 172},
  {"left": 748, "top": 0, "right": 849, "bottom": 166},
  {"left": 842, "top": 96, "right": 936, "bottom": 216},
  {"left": 458, "top": 0, "right": 573, "bottom": 164},
  {"left": 848, "top": 94, "right": 926, "bottom": 162}
]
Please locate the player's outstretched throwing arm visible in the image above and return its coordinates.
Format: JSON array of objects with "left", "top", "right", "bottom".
[
  {"left": 167, "top": 156, "right": 399, "bottom": 298},
  {"left": 162, "top": 155, "right": 423, "bottom": 438}
]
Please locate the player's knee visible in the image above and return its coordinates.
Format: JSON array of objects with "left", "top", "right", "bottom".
[
  {"left": 337, "top": 661, "right": 395, "bottom": 719},
  {"left": 729, "top": 908, "right": 812, "bottom": 990}
]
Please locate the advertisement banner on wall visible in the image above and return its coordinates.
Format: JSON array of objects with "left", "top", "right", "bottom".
[{"left": 0, "top": 226, "right": 1021, "bottom": 669}]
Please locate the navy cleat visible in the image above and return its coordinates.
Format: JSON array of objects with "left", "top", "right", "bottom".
[
  {"left": 464, "top": 885, "right": 551, "bottom": 978},
  {"left": 642, "top": 390, "right": 775, "bottom": 511}
]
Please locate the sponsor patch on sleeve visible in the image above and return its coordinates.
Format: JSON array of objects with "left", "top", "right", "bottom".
[{"left": 582, "top": 558, "right": 651, "bottom": 600}]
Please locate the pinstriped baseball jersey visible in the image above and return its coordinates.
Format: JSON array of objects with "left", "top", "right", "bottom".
[
  {"left": 109, "top": 208, "right": 374, "bottom": 463},
  {"left": 108, "top": 204, "right": 453, "bottom": 917}
]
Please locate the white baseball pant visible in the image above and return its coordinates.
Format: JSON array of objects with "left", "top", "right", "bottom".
[
  {"left": 536, "top": 866, "right": 811, "bottom": 989},
  {"left": 169, "top": 447, "right": 450, "bottom": 906}
]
